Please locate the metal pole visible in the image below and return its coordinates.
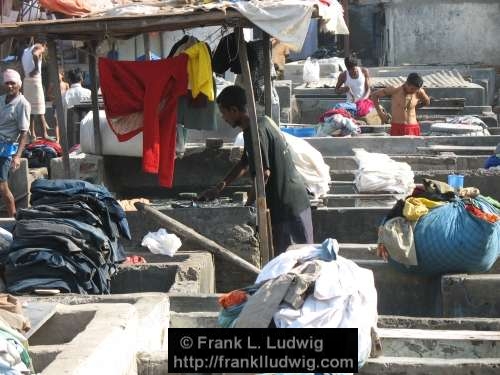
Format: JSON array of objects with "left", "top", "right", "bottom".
[
  {"left": 263, "top": 32, "right": 272, "bottom": 117},
  {"left": 88, "top": 40, "right": 102, "bottom": 155},
  {"left": 237, "top": 28, "right": 273, "bottom": 265},
  {"left": 47, "top": 39, "right": 70, "bottom": 178}
]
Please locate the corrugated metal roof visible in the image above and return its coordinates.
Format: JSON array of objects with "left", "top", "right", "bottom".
[{"left": 373, "top": 70, "right": 477, "bottom": 88}]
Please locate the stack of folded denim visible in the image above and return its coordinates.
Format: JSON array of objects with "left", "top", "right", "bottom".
[{"left": 0, "top": 179, "right": 130, "bottom": 294}]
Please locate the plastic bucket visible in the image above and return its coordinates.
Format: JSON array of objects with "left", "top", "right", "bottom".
[
  {"left": 447, "top": 174, "right": 464, "bottom": 190},
  {"left": 281, "top": 127, "right": 316, "bottom": 138}
]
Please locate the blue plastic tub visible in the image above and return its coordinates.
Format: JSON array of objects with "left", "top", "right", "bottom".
[{"left": 281, "top": 127, "right": 316, "bottom": 138}]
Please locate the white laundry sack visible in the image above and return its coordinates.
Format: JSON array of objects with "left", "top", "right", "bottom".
[
  {"left": 282, "top": 132, "right": 331, "bottom": 198},
  {"left": 354, "top": 149, "right": 415, "bottom": 194},
  {"left": 302, "top": 57, "right": 320, "bottom": 85},
  {"left": 141, "top": 228, "right": 182, "bottom": 257}
]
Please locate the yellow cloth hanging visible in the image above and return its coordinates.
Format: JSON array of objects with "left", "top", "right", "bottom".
[
  {"left": 183, "top": 42, "right": 214, "bottom": 101},
  {"left": 403, "top": 197, "right": 445, "bottom": 221}
]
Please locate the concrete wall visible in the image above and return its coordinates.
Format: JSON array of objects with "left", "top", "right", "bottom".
[
  {"left": 125, "top": 207, "right": 259, "bottom": 293},
  {"left": 348, "top": 3, "right": 383, "bottom": 66},
  {"left": 385, "top": 0, "right": 500, "bottom": 66}
]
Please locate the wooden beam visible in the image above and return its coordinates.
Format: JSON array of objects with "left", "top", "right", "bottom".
[
  {"left": 88, "top": 41, "right": 102, "bottom": 155},
  {"left": 135, "top": 202, "right": 260, "bottom": 275},
  {"left": 159, "top": 32, "right": 165, "bottom": 58},
  {"left": 237, "top": 28, "right": 273, "bottom": 265},
  {"left": 47, "top": 40, "right": 70, "bottom": 178},
  {"left": 263, "top": 32, "right": 272, "bottom": 117},
  {"left": 0, "top": 10, "right": 250, "bottom": 40}
]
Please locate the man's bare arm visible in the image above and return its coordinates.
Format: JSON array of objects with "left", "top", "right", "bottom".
[
  {"left": 245, "top": 169, "right": 270, "bottom": 206},
  {"left": 335, "top": 72, "right": 350, "bottom": 95},
  {"left": 29, "top": 45, "right": 44, "bottom": 77},
  {"left": 370, "top": 87, "right": 391, "bottom": 123},
  {"left": 11, "top": 131, "right": 27, "bottom": 170},
  {"left": 416, "top": 88, "right": 431, "bottom": 109},
  {"left": 362, "top": 68, "right": 371, "bottom": 99},
  {"left": 197, "top": 158, "right": 249, "bottom": 201}
]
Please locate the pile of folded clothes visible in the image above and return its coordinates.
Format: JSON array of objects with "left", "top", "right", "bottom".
[
  {"left": 378, "top": 179, "right": 500, "bottom": 274},
  {"left": 22, "top": 139, "right": 62, "bottom": 168},
  {"left": 0, "top": 179, "right": 130, "bottom": 294}
]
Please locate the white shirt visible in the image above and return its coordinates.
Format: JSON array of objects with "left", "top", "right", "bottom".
[
  {"left": 21, "top": 46, "right": 42, "bottom": 77},
  {"left": 63, "top": 83, "right": 92, "bottom": 110},
  {"left": 345, "top": 67, "right": 366, "bottom": 102}
]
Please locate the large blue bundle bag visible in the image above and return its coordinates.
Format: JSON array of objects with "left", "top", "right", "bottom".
[{"left": 391, "top": 198, "right": 500, "bottom": 275}]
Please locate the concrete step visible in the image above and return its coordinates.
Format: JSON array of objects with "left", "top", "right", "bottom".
[
  {"left": 417, "top": 145, "right": 496, "bottom": 155},
  {"left": 113, "top": 251, "right": 215, "bottom": 295},
  {"left": 378, "top": 315, "right": 500, "bottom": 331},
  {"left": 307, "top": 135, "right": 500, "bottom": 157},
  {"left": 325, "top": 171, "right": 500, "bottom": 201},
  {"left": 442, "top": 274, "right": 500, "bottom": 318},
  {"left": 324, "top": 155, "right": 489, "bottom": 172},
  {"left": 139, "top": 353, "right": 500, "bottom": 375},
  {"left": 171, "top": 258, "right": 499, "bottom": 318},
  {"left": 377, "top": 328, "right": 500, "bottom": 359},
  {"left": 360, "top": 357, "right": 500, "bottom": 374}
]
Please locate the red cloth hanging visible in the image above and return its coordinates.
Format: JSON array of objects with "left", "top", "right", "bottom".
[{"left": 99, "top": 56, "right": 188, "bottom": 187}]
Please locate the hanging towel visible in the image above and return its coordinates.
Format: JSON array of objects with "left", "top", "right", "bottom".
[
  {"left": 99, "top": 56, "right": 188, "bottom": 187},
  {"left": 182, "top": 42, "right": 214, "bottom": 101},
  {"left": 232, "top": 0, "right": 314, "bottom": 51}
]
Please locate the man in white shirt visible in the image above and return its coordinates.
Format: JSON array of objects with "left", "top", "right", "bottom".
[
  {"left": 63, "top": 69, "right": 91, "bottom": 147},
  {"left": 63, "top": 69, "right": 91, "bottom": 110}
]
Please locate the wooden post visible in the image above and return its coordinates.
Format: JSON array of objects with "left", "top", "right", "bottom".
[
  {"left": 263, "top": 32, "right": 272, "bottom": 117},
  {"left": 237, "top": 28, "right": 273, "bottom": 265},
  {"left": 342, "top": 0, "right": 350, "bottom": 57},
  {"left": 159, "top": 32, "right": 165, "bottom": 58},
  {"left": 88, "top": 41, "right": 102, "bottom": 155},
  {"left": 143, "top": 33, "right": 151, "bottom": 60},
  {"left": 47, "top": 39, "right": 70, "bottom": 178}
]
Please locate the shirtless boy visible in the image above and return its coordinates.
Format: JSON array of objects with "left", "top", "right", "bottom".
[{"left": 371, "top": 73, "right": 430, "bottom": 136}]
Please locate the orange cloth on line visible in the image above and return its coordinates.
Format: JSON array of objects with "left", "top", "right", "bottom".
[
  {"left": 218, "top": 290, "right": 248, "bottom": 309},
  {"left": 390, "top": 123, "right": 421, "bottom": 136},
  {"left": 465, "top": 205, "right": 500, "bottom": 224},
  {"left": 39, "top": 0, "right": 91, "bottom": 17}
]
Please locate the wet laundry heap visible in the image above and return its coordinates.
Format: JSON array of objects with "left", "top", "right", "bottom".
[
  {"left": 378, "top": 178, "right": 500, "bottom": 274},
  {"left": 218, "top": 239, "right": 378, "bottom": 372}
]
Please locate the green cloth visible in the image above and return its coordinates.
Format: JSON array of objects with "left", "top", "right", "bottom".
[
  {"left": 0, "top": 328, "right": 32, "bottom": 370},
  {"left": 483, "top": 196, "right": 500, "bottom": 210},
  {"left": 242, "top": 116, "right": 310, "bottom": 223}
]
